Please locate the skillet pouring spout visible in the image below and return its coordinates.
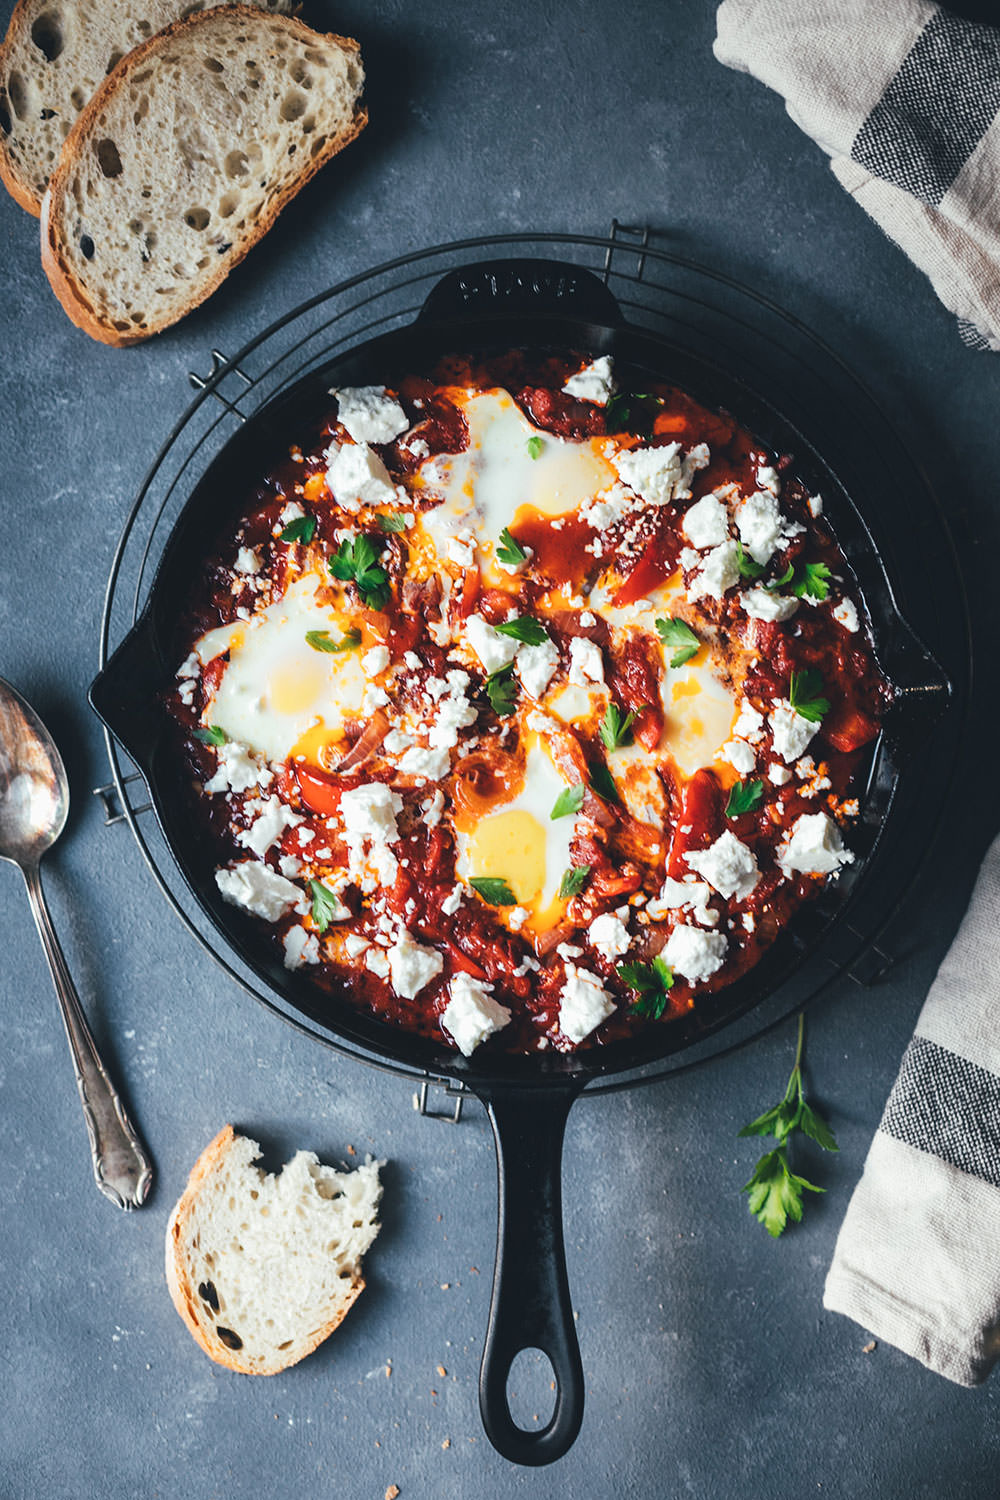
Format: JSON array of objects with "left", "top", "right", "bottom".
[{"left": 474, "top": 1077, "right": 587, "bottom": 1466}]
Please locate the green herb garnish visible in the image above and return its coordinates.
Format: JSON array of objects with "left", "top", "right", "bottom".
[
  {"left": 793, "top": 561, "right": 832, "bottom": 601},
  {"left": 559, "top": 865, "right": 591, "bottom": 900},
  {"left": 736, "top": 541, "right": 766, "bottom": 581},
  {"left": 493, "top": 616, "right": 550, "bottom": 646},
  {"left": 496, "top": 527, "right": 529, "bottom": 569},
  {"left": 470, "top": 877, "right": 518, "bottom": 906},
  {"left": 618, "top": 956, "right": 674, "bottom": 1020},
  {"left": 599, "top": 702, "right": 636, "bottom": 752},
  {"left": 309, "top": 879, "right": 342, "bottom": 934},
  {"left": 588, "top": 761, "right": 620, "bottom": 804},
  {"left": 328, "top": 534, "right": 391, "bottom": 610},
  {"left": 725, "top": 778, "right": 764, "bottom": 818},
  {"left": 305, "top": 627, "right": 362, "bottom": 654},
  {"left": 788, "top": 668, "right": 830, "bottom": 723},
  {"left": 739, "top": 1013, "right": 838, "bottom": 1237},
  {"left": 376, "top": 512, "right": 408, "bottom": 534},
  {"left": 605, "top": 391, "right": 663, "bottom": 436},
  {"left": 526, "top": 436, "right": 544, "bottom": 460},
  {"left": 194, "top": 724, "right": 227, "bottom": 747},
  {"left": 551, "top": 784, "right": 585, "bottom": 820},
  {"left": 655, "top": 616, "right": 700, "bottom": 668},
  {"left": 765, "top": 562, "right": 795, "bottom": 592},
  {"left": 485, "top": 662, "right": 517, "bottom": 717},
  {"left": 280, "top": 515, "right": 316, "bottom": 544}
]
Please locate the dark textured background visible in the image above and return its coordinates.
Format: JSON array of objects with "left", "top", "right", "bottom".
[{"left": 1, "top": 1, "right": 998, "bottom": 1495}]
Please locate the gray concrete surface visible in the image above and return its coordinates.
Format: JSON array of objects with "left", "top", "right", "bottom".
[{"left": 1, "top": 1, "right": 998, "bottom": 1495}]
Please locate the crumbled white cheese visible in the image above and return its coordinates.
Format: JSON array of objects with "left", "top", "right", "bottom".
[
  {"left": 833, "top": 598, "right": 860, "bottom": 633},
  {"left": 663, "top": 923, "right": 728, "bottom": 984},
  {"left": 465, "top": 613, "right": 519, "bottom": 675},
  {"left": 683, "top": 492, "right": 730, "bottom": 550},
  {"left": 365, "top": 947, "right": 391, "bottom": 979},
  {"left": 779, "top": 812, "right": 855, "bottom": 878},
  {"left": 580, "top": 482, "right": 639, "bottom": 532},
  {"left": 568, "top": 636, "right": 606, "bottom": 689},
  {"left": 406, "top": 436, "right": 430, "bottom": 459},
  {"left": 387, "top": 929, "right": 444, "bottom": 998},
  {"left": 428, "top": 675, "right": 478, "bottom": 749},
  {"left": 441, "top": 973, "right": 511, "bottom": 1055},
  {"left": 687, "top": 540, "right": 740, "bottom": 602},
  {"left": 718, "top": 738, "right": 756, "bottom": 775},
  {"left": 687, "top": 829, "right": 760, "bottom": 901},
  {"left": 733, "top": 699, "right": 765, "bottom": 744},
  {"left": 404, "top": 650, "right": 422, "bottom": 670},
  {"left": 742, "top": 911, "right": 756, "bottom": 933},
  {"left": 176, "top": 652, "right": 200, "bottom": 681},
  {"left": 516, "top": 639, "right": 560, "bottom": 700},
  {"left": 397, "top": 745, "right": 451, "bottom": 781},
  {"left": 808, "top": 493, "right": 823, "bottom": 518},
  {"left": 447, "top": 531, "right": 477, "bottom": 569},
  {"left": 333, "top": 385, "right": 408, "bottom": 445},
  {"left": 675, "top": 443, "right": 711, "bottom": 500},
  {"left": 579, "top": 610, "right": 596, "bottom": 627},
  {"left": 441, "top": 884, "right": 464, "bottom": 917},
  {"left": 736, "top": 489, "right": 785, "bottom": 566},
  {"left": 235, "top": 794, "right": 302, "bottom": 858},
  {"left": 326, "top": 442, "right": 396, "bottom": 511},
  {"left": 496, "top": 541, "right": 534, "bottom": 576},
  {"left": 757, "top": 464, "right": 781, "bottom": 496},
  {"left": 562, "top": 355, "right": 616, "bottom": 405},
  {"left": 679, "top": 545, "right": 700, "bottom": 573},
  {"left": 215, "top": 862, "right": 305, "bottom": 922},
  {"left": 234, "top": 546, "right": 261, "bottom": 576},
  {"left": 421, "top": 790, "right": 445, "bottom": 828},
  {"left": 769, "top": 701, "right": 817, "bottom": 763},
  {"left": 278, "top": 501, "right": 305, "bottom": 526},
  {"left": 362, "top": 685, "right": 390, "bottom": 715},
  {"left": 339, "top": 783, "right": 403, "bottom": 888},
  {"left": 507, "top": 906, "right": 529, "bottom": 932},
  {"left": 589, "top": 911, "right": 631, "bottom": 961},
  {"left": 613, "top": 442, "right": 683, "bottom": 506},
  {"left": 646, "top": 876, "right": 718, "bottom": 927},
  {"left": 344, "top": 933, "right": 370, "bottom": 959},
  {"left": 204, "top": 740, "right": 273, "bottom": 795},
  {"left": 282, "top": 926, "right": 321, "bottom": 970},
  {"left": 768, "top": 762, "right": 791, "bottom": 786},
  {"left": 278, "top": 854, "right": 303, "bottom": 878},
  {"left": 741, "top": 588, "right": 799, "bottom": 622},
  {"left": 307, "top": 876, "right": 351, "bottom": 922},
  {"left": 558, "top": 964, "right": 616, "bottom": 1044},
  {"left": 383, "top": 729, "right": 413, "bottom": 754},
  {"left": 361, "top": 645, "right": 390, "bottom": 678}
]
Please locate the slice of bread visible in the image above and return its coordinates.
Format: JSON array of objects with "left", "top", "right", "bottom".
[
  {"left": 165, "top": 1124, "right": 383, "bottom": 1375},
  {"left": 0, "top": 0, "right": 297, "bottom": 216},
  {"left": 40, "top": 6, "right": 366, "bottom": 345}
]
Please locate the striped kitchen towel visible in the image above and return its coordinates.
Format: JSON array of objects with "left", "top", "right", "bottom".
[
  {"left": 714, "top": 0, "right": 1000, "bottom": 349},
  {"left": 823, "top": 832, "right": 1000, "bottom": 1385}
]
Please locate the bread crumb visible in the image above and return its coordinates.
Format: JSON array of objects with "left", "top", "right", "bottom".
[
  {"left": 436, "top": 1365, "right": 447, "bottom": 1377},
  {"left": 441, "top": 1438, "right": 451, "bottom": 1450},
  {"left": 385, "top": 1362, "right": 392, "bottom": 1378},
  {"left": 862, "top": 1341, "right": 877, "bottom": 1354},
  {"left": 440, "top": 1282, "right": 450, "bottom": 1290},
  {"left": 347, "top": 1144, "right": 356, "bottom": 1155},
  {"left": 385, "top": 1486, "right": 400, "bottom": 1500}
]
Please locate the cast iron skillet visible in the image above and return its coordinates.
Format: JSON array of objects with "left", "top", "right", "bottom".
[{"left": 90, "top": 261, "right": 951, "bottom": 1465}]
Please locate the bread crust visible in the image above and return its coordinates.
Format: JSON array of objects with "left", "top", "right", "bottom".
[
  {"left": 0, "top": 0, "right": 53, "bottom": 215},
  {"left": 39, "top": 6, "right": 367, "bottom": 346},
  {"left": 165, "top": 1124, "right": 366, "bottom": 1376}
]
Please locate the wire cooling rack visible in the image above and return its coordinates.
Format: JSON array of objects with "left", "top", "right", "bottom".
[{"left": 95, "top": 223, "right": 970, "bottom": 1112}]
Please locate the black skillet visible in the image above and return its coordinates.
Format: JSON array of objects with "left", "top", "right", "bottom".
[{"left": 90, "top": 260, "right": 952, "bottom": 1465}]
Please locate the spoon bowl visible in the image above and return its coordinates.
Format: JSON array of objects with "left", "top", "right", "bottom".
[{"left": 0, "top": 676, "right": 152, "bottom": 1209}]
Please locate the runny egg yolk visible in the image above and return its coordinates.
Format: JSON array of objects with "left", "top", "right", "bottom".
[{"left": 465, "top": 809, "right": 548, "bottom": 908}]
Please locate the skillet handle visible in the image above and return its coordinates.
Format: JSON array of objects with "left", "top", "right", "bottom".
[
  {"left": 418, "top": 258, "right": 623, "bottom": 328},
  {"left": 476, "top": 1080, "right": 586, "bottom": 1466}
]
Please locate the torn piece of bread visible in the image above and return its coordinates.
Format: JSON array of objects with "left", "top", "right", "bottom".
[
  {"left": 0, "top": 0, "right": 294, "bottom": 216},
  {"left": 40, "top": 6, "right": 366, "bottom": 345},
  {"left": 165, "top": 1124, "right": 383, "bottom": 1375}
]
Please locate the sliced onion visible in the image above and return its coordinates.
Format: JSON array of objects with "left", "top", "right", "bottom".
[{"left": 331, "top": 710, "right": 389, "bottom": 773}]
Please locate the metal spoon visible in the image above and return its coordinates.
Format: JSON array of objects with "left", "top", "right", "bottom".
[{"left": 0, "top": 677, "right": 153, "bottom": 1209}]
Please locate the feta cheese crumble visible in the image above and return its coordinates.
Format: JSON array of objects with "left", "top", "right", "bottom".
[
  {"left": 769, "top": 701, "right": 817, "bottom": 763},
  {"left": 464, "top": 614, "right": 519, "bottom": 675},
  {"left": 778, "top": 813, "right": 855, "bottom": 878},
  {"left": 283, "top": 926, "right": 321, "bottom": 970},
  {"left": 646, "top": 876, "right": 718, "bottom": 927},
  {"left": 339, "top": 783, "right": 403, "bottom": 889},
  {"left": 735, "top": 489, "right": 785, "bottom": 566},
  {"left": 204, "top": 740, "right": 273, "bottom": 795},
  {"left": 686, "top": 830, "right": 760, "bottom": 901},
  {"left": 682, "top": 492, "right": 730, "bottom": 550},
  {"left": 832, "top": 598, "right": 860, "bottom": 633},
  {"left": 613, "top": 442, "right": 684, "bottom": 506},
  {"left": 215, "top": 862, "right": 305, "bottom": 922},
  {"left": 516, "top": 639, "right": 560, "bottom": 699},
  {"left": 235, "top": 795, "right": 302, "bottom": 857},
  {"left": 326, "top": 442, "right": 396, "bottom": 511},
  {"left": 387, "top": 929, "right": 444, "bottom": 998},
  {"left": 741, "top": 588, "right": 799, "bottom": 623},
  {"left": 568, "top": 635, "right": 606, "bottom": 688},
  {"left": 333, "top": 385, "right": 408, "bottom": 445},
  {"left": 687, "top": 540, "right": 740, "bottom": 602},
  {"left": 589, "top": 911, "right": 631, "bottom": 961},
  {"left": 663, "top": 923, "right": 728, "bottom": 984},
  {"left": 562, "top": 355, "right": 616, "bottom": 406},
  {"left": 559, "top": 964, "right": 616, "bottom": 1044},
  {"left": 441, "top": 973, "right": 512, "bottom": 1055}
]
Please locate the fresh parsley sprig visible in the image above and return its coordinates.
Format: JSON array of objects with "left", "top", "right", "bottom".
[
  {"left": 765, "top": 562, "right": 794, "bottom": 592},
  {"left": 559, "top": 865, "right": 591, "bottom": 900},
  {"left": 739, "top": 1013, "right": 838, "bottom": 1237},
  {"left": 470, "top": 877, "right": 518, "bottom": 906},
  {"left": 605, "top": 391, "right": 664, "bottom": 436},
  {"left": 793, "top": 561, "right": 832, "bottom": 601},
  {"left": 618, "top": 956, "right": 674, "bottom": 1021},
  {"left": 194, "top": 724, "right": 227, "bottom": 747},
  {"left": 588, "top": 761, "right": 620, "bottom": 805},
  {"left": 494, "top": 616, "right": 550, "bottom": 646},
  {"left": 305, "top": 627, "right": 362, "bottom": 654},
  {"left": 725, "top": 778, "right": 764, "bottom": 818},
  {"left": 376, "top": 512, "right": 408, "bottom": 534},
  {"left": 328, "top": 535, "right": 391, "bottom": 610},
  {"left": 736, "top": 541, "right": 766, "bottom": 581},
  {"left": 485, "top": 662, "right": 517, "bottom": 717},
  {"left": 496, "top": 527, "right": 529, "bottom": 569},
  {"left": 788, "top": 668, "right": 830, "bottom": 723},
  {"left": 655, "top": 616, "right": 700, "bottom": 668},
  {"left": 280, "top": 515, "right": 316, "bottom": 544},
  {"left": 526, "top": 436, "right": 544, "bottom": 460},
  {"left": 599, "top": 702, "right": 636, "bottom": 752},
  {"left": 551, "top": 784, "right": 585, "bottom": 820},
  {"left": 309, "top": 879, "right": 342, "bottom": 934}
]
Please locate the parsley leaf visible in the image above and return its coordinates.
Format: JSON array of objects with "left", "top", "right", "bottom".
[
  {"left": 788, "top": 668, "right": 830, "bottom": 723},
  {"left": 309, "top": 878, "right": 342, "bottom": 934},
  {"left": 328, "top": 535, "right": 391, "bottom": 610},
  {"left": 376, "top": 512, "right": 408, "bottom": 534},
  {"left": 280, "top": 515, "right": 316, "bottom": 544},
  {"left": 618, "top": 955, "right": 674, "bottom": 1020},
  {"left": 725, "top": 778, "right": 764, "bottom": 818},
  {"left": 496, "top": 527, "right": 528, "bottom": 569},
  {"left": 551, "top": 784, "right": 585, "bottom": 820},
  {"left": 485, "top": 662, "right": 517, "bottom": 717},
  {"left": 589, "top": 761, "right": 620, "bottom": 804},
  {"left": 305, "top": 627, "right": 362, "bottom": 654},
  {"left": 765, "top": 562, "right": 795, "bottom": 592},
  {"left": 470, "top": 877, "right": 518, "bottom": 906},
  {"left": 655, "top": 616, "right": 700, "bottom": 668},
  {"left": 559, "top": 865, "right": 591, "bottom": 900},
  {"left": 739, "top": 1013, "right": 838, "bottom": 1237},
  {"left": 605, "top": 391, "right": 663, "bottom": 437},
  {"left": 793, "top": 561, "right": 832, "bottom": 601},
  {"left": 194, "top": 724, "right": 227, "bottom": 746},
  {"left": 493, "top": 616, "right": 550, "bottom": 646},
  {"left": 599, "top": 701, "right": 636, "bottom": 751},
  {"left": 736, "top": 541, "right": 766, "bottom": 581},
  {"left": 526, "top": 435, "right": 544, "bottom": 460}
]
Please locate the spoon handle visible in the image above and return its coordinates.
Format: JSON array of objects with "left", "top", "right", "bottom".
[{"left": 22, "top": 863, "right": 154, "bottom": 1210}]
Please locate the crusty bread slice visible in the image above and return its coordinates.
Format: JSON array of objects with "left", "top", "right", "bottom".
[
  {"left": 165, "top": 1124, "right": 383, "bottom": 1375},
  {"left": 40, "top": 7, "right": 366, "bottom": 345},
  {"left": 0, "top": 0, "right": 295, "bottom": 216}
]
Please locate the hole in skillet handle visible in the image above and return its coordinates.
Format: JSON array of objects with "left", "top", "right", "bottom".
[
  {"left": 417, "top": 258, "right": 624, "bottom": 329},
  {"left": 474, "top": 1078, "right": 587, "bottom": 1466}
]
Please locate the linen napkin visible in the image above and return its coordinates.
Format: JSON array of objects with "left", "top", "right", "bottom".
[
  {"left": 822, "top": 831, "right": 1000, "bottom": 1385},
  {"left": 714, "top": 0, "right": 1000, "bottom": 349}
]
